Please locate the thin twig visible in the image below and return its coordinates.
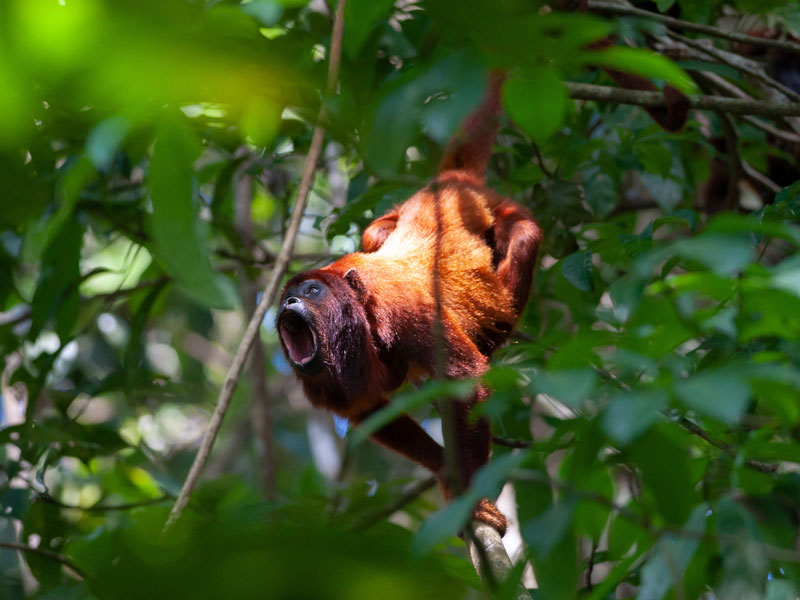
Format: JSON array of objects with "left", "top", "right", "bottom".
[
  {"left": 690, "top": 70, "right": 800, "bottom": 141},
  {"left": 669, "top": 32, "right": 800, "bottom": 103},
  {"left": 350, "top": 476, "right": 437, "bottom": 531},
  {"left": 587, "top": 1, "right": 800, "bottom": 55},
  {"left": 492, "top": 435, "right": 532, "bottom": 449},
  {"left": 679, "top": 417, "right": 778, "bottom": 474},
  {"left": 741, "top": 115, "right": 800, "bottom": 144},
  {"left": 532, "top": 142, "right": 553, "bottom": 178},
  {"left": 0, "top": 541, "right": 85, "bottom": 579},
  {"left": 585, "top": 541, "right": 598, "bottom": 592},
  {"left": 742, "top": 160, "right": 782, "bottom": 194},
  {"left": 163, "top": 0, "right": 349, "bottom": 533},
  {"left": 38, "top": 493, "right": 170, "bottom": 512},
  {"left": 717, "top": 109, "right": 742, "bottom": 211},
  {"left": 566, "top": 82, "right": 800, "bottom": 117}
]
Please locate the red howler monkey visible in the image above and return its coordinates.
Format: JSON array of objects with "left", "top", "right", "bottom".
[{"left": 276, "top": 71, "right": 540, "bottom": 535}]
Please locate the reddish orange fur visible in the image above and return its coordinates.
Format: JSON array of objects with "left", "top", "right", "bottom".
[{"left": 277, "top": 73, "right": 541, "bottom": 535}]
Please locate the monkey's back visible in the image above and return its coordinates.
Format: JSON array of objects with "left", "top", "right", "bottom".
[{"left": 325, "top": 174, "right": 518, "bottom": 378}]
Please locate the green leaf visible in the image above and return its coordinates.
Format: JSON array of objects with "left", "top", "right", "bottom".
[
  {"left": 587, "top": 47, "right": 698, "bottom": 94},
  {"left": 147, "top": 113, "right": 237, "bottom": 309},
  {"left": 240, "top": 0, "right": 283, "bottom": 26},
  {"left": 29, "top": 216, "right": 83, "bottom": 340},
  {"left": 533, "top": 368, "right": 598, "bottom": 409},
  {"left": 86, "top": 116, "right": 129, "bottom": 172},
  {"left": 350, "top": 379, "right": 475, "bottom": 446},
  {"left": 503, "top": 68, "right": 567, "bottom": 142},
  {"left": 240, "top": 96, "right": 281, "bottom": 147},
  {"left": 629, "top": 425, "right": 694, "bottom": 524},
  {"left": 674, "top": 234, "right": 754, "bottom": 275},
  {"left": 561, "top": 250, "right": 593, "bottom": 292},
  {"left": 0, "top": 488, "right": 29, "bottom": 520},
  {"left": 602, "top": 388, "right": 668, "bottom": 445},
  {"left": 521, "top": 496, "right": 581, "bottom": 600},
  {"left": 364, "top": 52, "right": 486, "bottom": 174},
  {"left": 520, "top": 496, "right": 576, "bottom": 556},
  {"left": 674, "top": 370, "right": 751, "bottom": 423},
  {"left": 635, "top": 142, "right": 673, "bottom": 178},
  {"left": 639, "top": 173, "right": 683, "bottom": 211},
  {"left": 344, "top": 0, "right": 395, "bottom": 58},
  {"left": 638, "top": 504, "right": 708, "bottom": 600}
]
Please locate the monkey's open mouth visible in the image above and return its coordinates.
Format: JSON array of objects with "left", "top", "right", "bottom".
[{"left": 279, "top": 311, "right": 318, "bottom": 367}]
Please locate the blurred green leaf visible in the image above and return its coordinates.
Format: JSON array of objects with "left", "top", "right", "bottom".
[
  {"left": 638, "top": 504, "right": 708, "bottom": 600},
  {"left": 344, "top": 0, "right": 395, "bottom": 58},
  {"left": 29, "top": 216, "right": 83, "bottom": 340},
  {"left": 503, "top": 69, "right": 567, "bottom": 142},
  {"left": 602, "top": 388, "right": 668, "bottom": 445},
  {"left": 674, "top": 234, "right": 754, "bottom": 275},
  {"left": 86, "top": 116, "right": 130, "bottom": 172},
  {"left": 674, "top": 369, "right": 751, "bottom": 423},
  {"left": 412, "top": 452, "right": 526, "bottom": 555},
  {"left": 147, "top": 113, "right": 237, "bottom": 309},
  {"left": 629, "top": 425, "right": 694, "bottom": 524},
  {"left": 534, "top": 368, "right": 598, "bottom": 409},
  {"left": 560, "top": 250, "right": 593, "bottom": 292},
  {"left": 587, "top": 47, "right": 698, "bottom": 94}
]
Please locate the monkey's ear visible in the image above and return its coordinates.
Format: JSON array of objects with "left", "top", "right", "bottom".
[{"left": 344, "top": 268, "right": 366, "bottom": 300}]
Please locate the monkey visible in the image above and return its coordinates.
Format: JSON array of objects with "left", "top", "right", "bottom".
[{"left": 276, "top": 72, "right": 540, "bottom": 535}]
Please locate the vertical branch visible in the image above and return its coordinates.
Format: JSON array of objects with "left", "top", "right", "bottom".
[
  {"left": 163, "top": 0, "right": 349, "bottom": 532},
  {"left": 430, "top": 182, "right": 462, "bottom": 496},
  {"left": 234, "top": 155, "right": 277, "bottom": 499}
]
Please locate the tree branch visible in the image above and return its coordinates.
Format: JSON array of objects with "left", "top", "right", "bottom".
[
  {"left": 0, "top": 541, "right": 85, "bottom": 579},
  {"left": 668, "top": 31, "right": 800, "bottom": 103},
  {"left": 566, "top": 82, "right": 800, "bottom": 117},
  {"left": 163, "top": 0, "right": 349, "bottom": 533},
  {"left": 467, "top": 521, "right": 532, "bottom": 600},
  {"left": 587, "top": 1, "right": 800, "bottom": 55},
  {"left": 679, "top": 417, "right": 778, "bottom": 474}
]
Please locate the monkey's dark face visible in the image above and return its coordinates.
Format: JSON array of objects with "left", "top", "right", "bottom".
[
  {"left": 277, "top": 268, "right": 374, "bottom": 403},
  {"left": 277, "top": 278, "right": 328, "bottom": 375}
]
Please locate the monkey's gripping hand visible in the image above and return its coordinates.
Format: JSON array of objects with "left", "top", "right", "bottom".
[{"left": 474, "top": 498, "right": 508, "bottom": 536}]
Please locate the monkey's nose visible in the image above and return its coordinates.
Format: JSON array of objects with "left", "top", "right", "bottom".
[{"left": 285, "top": 297, "right": 300, "bottom": 306}]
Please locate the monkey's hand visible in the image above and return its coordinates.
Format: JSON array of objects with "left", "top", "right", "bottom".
[{"left": 473, "top": 498, "right": 508, "bottom": 536}]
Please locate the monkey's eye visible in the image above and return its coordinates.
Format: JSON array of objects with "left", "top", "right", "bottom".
[{"left": 305, "top": 285, "right": 320, "bottom": 297}]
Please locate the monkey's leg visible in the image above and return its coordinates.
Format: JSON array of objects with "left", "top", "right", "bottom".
[
  {"left": 447, "top": 386, "right": 508, "bottom": 536},
  {"left": 361, "top": 209, "right": 398, "bottom": 253},
  {"left": 492, "top": 203, "right": 541, "bottom": 316}
]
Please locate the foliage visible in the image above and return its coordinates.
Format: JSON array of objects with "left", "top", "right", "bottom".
[{"left": 2, "top": 0, "right": 800, "bottom": 598}]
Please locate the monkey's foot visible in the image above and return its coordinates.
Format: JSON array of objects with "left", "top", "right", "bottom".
[{"left": 473, "top": 498, "right": 507, "bottom": 536}]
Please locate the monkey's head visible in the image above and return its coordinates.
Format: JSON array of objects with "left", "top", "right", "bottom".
[{"left": 277, "top": 268, "right": 374, "bottom": 403}]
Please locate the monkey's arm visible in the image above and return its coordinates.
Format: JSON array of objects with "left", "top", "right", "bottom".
[
  {"left": 353, "top": 393, "right": 507, "bottom": 535},
  {"left": 361, "top": 209, "right": 399, "bottom": 253},
  {"left": 352, "top": 408, "right": 445, "bottom": 474},
  {"left": 493, "top": 203, "right": 541, "bottom": 315}
]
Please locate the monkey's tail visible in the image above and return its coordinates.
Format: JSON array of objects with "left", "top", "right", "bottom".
[{"left": 438, "top": 70, "right": 506, "bottom": 182}]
